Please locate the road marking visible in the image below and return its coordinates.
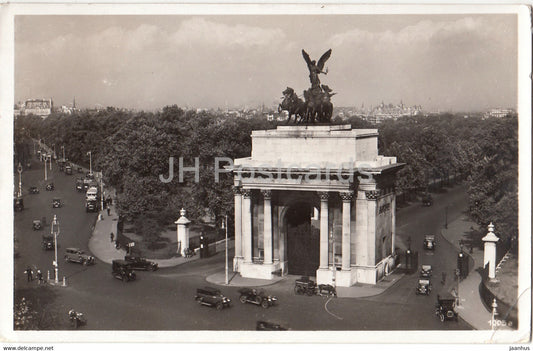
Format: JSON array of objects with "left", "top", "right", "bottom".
[{"left": 324, "top": 297, "right": 343, "bottom": 320}]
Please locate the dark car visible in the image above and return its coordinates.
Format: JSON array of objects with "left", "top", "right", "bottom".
[
  {"left": 112, "top": 260, "right": 137, "bottom": 282},
  {"left": 415, "top": 278, "right": 432, "bottom": 295},
  {"left": 29, "top": 186, "right": 39, "bottom": 194},
  {"left": 294, "top": 276, "right": 317, "bottom": 296},
  {"left": 422, "top": 193, "right": 433, "bottom": 206},
  {"left": 256, "top": 321, "right": 288, "bottom": 331},
  {"left": 65, "top": 165, "right": 72, "bottom": 175},
  {"left": 86, "top": 172, "right": 95, "bottom": 180},
  {"left": 76, "top": 178, "right": 84, "bottom": 192},
  {"left": 238, "top": 288, "right": 277, "bottom": 309},
  {"left": 435, "top": 295, "right": 458, "bottom": 322},
  {"left": 195, "top": 287, "right": 231, "bottom": 310},
  {"left": 86, "top": 199, "right": 98, "bottom": 212},
  {"left": 64, "top": 248, "right": 95, "bottom": 265},
  {"left": 124, "top": 255, "right": 158, "bottom": 271},
  {"left": 14, "top": 197, "right": 24, "bottom": 212},
  {"left": 42, "top": 234, "right": 54, "bottom": 250},
  {"left": 46, "top": 183, "right": 55, "bottom": 191},
  {"left": 423, "top": 235, "right": 436, "bottom": 250},
  {"left": 52, "top": 198, "right": 62, "bottom": 208},
  {"left": 32, "top": 219, "right": 42, "bottom": 230}
]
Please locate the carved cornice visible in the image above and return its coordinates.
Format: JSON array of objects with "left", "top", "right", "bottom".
[
  {"left": 339, "top": 191, "right": 354, "bottom": 202},
  {"left": 242, "top": 189, "right": 252, "bottom": 199},
  {"left": 261, "top": 189, "right": 272, "bottom": 200},
  {"left": 365, "top": 190, "right": 381, "bottom": 200},
  {"left": 317, "top": 191, "right": 329, "bottom": 201}
]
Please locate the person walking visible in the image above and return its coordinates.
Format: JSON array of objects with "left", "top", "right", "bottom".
[
  {"left": 110, "top": 232, "right": 114, "bottom": 242},
  {"left": 25, "top": 266, "right": 33, "bottom": 282},
  {"left": 107, "top": 206, "right": 111, "bottom": 216},
  {"left": 36, "top": 270, "right": 43, "bottom": 285}
]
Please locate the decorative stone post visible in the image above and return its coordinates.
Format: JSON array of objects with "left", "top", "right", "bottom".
[
  {"left": 175, "top": 208, "right": 191, "bottom": 256},
  {"left": 482, "top": 222, "right": 499, "bottom": 280}
]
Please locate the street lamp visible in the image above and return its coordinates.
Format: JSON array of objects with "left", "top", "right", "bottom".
[
  {"left": 43, "top": 154, "right": 48, "bottom": 181},
  {"left": 330, "top": 230, "right": 336, "bottom": 287},
  {"left": 51, "top": 215, "right": 60, "bottom": 284},
  {"left": 61, "top": 145, "right": 65, "bottom": 161},
  {"left": 49, "top": 153, "right": 52, "bottom": 171},
  {"left": 17, "top": 162, "right": 22, "bottom": 197},
  {"left": 221, "top": 215, "right": 229, "bottom": 285},
  {"left": 87, "top": 151, "right": 92, "bottom": 174}
]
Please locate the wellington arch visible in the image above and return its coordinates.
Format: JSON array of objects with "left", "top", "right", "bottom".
[{"left": 229, "top": 124, "right": 404, "bottom": 286}]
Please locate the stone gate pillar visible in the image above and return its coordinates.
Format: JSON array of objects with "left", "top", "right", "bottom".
[
  {"left": 233, "top": 186, "right": 243, "bottom": 270},
  {"left": 340, "top": 191, "right": 354, "bottom": 270},
  {"left": 262, "top": 190, "right": 273, "bottom": 265},
  {"left": 242, "top": 189, "right": 253, "bottom": 263},
  {"left": 175, "top": 208, "right": 191, "bottom": 256},
  {"left": 318, "top": 192, "right": 329, "bottom": 269},
  {"left": 482, "top": 222, "right": 499, "bottom": 280}
]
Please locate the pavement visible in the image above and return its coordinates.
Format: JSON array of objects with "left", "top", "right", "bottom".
[{"left": 440, "top": 214, "right": 512, "bottom": 331}]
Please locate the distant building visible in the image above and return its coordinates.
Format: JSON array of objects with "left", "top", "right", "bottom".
[
  {"left": 363, "top": 101, "right": 422, "bottom": 124},
  {"left": 484, "top": 108, "right": 514, "bottom": 119},
  {"left": 21, "top": 98, "right": 53, "bottom": 118}
]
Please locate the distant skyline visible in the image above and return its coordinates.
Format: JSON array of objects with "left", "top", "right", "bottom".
[{"left": 15, "top": 14, "right": 518, "bottom": 112}]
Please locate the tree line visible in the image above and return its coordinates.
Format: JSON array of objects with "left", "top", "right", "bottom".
[{"left": 14, "top": 108, "right": 518, "bottom": 244}]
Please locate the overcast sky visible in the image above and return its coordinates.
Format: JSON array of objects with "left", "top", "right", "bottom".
[{"left": 15, "top": 14, "right": 517, "bottom": 112}]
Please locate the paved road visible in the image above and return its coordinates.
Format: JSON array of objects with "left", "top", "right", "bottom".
[{"left": 14, "top": 155, "right": 472, "bottom": 331}]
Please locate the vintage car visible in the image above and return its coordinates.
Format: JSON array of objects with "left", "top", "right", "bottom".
[
  {"left": 76, "top": 178, "right": 84, "bottom": 192},
  {"left": 256, "top": 321, "right": 288, "bottom": 331},
  {"left": 435, "top": 295, "right": 458, "bottom": 322},
  {"left": 317, "top": 284, "right": 337, "bottom": 297},
  {"left": 64, "top": 248, "right": 95, "bottom": 266},
  {"left": 415, "top": 278, "right": 432, "bottom": 295},
  {"left": 423, "top": 235, "right": 436, "bottom": 250},
  {"left": 86, "top": 172, "right": 95, "bottom": 180},
  {"left": 52, "top": 198, "right": 62, "bottom": 208},
  {"left": 422, "top": 193, "right": 433, "bottom": 206},
  {"left": 65, "top": 165, "right": 72, "bottom": 175},
  {"left": 124, "top": 255, "right": 158, "bottom": 271},
  {"left": 77, "top": 167, "right": 83, "bottom": 173},
  {"left": 58, "top": 160, "right": 65, "bottom": 171},
  {"left": 112, "top": 260, "right": 137, "bottom": 282},
  {"left": 45, "top": 183, "right": 55, "bottom": 191},
  {"left": 420, "top": 264, "right": 432, "bottom": 278},
  {"left": 29, "top": 186, "right": 39, "bottom": 194},
  {"left": 238, "top": 288, "right": 277, "bottom": 309},
  {"left": 14, "top": 197, "right": 24, "bottom": 212},
  {"left": 41, "top": 234, "right": 54, "bottom": 250},
  {"left": 32, "top": 219, "right": 42, "bottom": 230},
  {"left": 294, "top": 276, "right": 317, "bottom": 296},
  {"left": 195, "top": 287, "right": 231, "bottom": 310},
  {"left": 86, "top": 199, "right": 98, "bottom": 212}
]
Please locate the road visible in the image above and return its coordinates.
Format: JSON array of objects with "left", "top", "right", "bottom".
[{"left": 14, "top": 154, "right": 472, "bottom": 331}]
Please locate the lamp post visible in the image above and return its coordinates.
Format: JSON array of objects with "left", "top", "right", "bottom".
[
  {"left": 52, "top": 215, "right": 60, "bottom": 284},
  {"left": 87, "top": 151, "right": 92, "bottom": 174},
  {"left": 330, "top": 230, "right": 336, "bottom": 287},
  {"left": 17, "top": 162, "right": 22, "bottom": 197},
  {"left": 44, "top": 154, "right": 48, "bottom": 181},
  {"left": 445, "top": 206, "right": 448, "bottom": 229},
  {"left": 222, "top": 215, "right": 229, "bottom": 285},
  {"left": 49, "top": 154, "right": 52, "bottom": 171},
  {"left": 61, "top": 145, "right": 65, "bottom": 161}
]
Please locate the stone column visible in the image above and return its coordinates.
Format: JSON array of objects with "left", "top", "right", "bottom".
[
  {"left": 318, "top": 192, "right": 329, "bottom": 269},
  {"left": 242, "top": 189, "right": 253, "bottom": 263},
  {"left": 233, "top": 186, "right": 243, "bottom": 259},
  {"left": 482, "top": 222, "right": 499, "bottom": 280},
  {"left": 340, "top": 191, "right": 354, "bottom": 270},
  {"left": 175, "top": 208, "right": 191, "bottom": 256},
  {"left": 391, "top": 192, "right": 396, "bottom": 256},
  {"left": 262, "top": 190, "right": 273, "bottom": 265}
]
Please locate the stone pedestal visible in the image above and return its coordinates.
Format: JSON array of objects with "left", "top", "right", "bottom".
[{"left": 175, "top": 208, "right": 191, "bottom": 256}]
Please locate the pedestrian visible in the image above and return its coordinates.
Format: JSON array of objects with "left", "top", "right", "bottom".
[
  {"left": 110, "top": 232, "right": 114, "bottom": 242},
  {"left": 115, "top": 241, "right": 120, "bottom": 250},
  {"left": 25, "top": 266, "right": 33, "bottom": 282},
  {"left": 36, "top": 270, "right": 43, "bottom": 285},
  {"left": 107, "top": 207, "right": 110, "bottom": 216}
]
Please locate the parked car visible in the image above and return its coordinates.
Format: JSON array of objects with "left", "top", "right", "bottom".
[
  {"left": 238, "top": 288, "right": 277, "bottom": 309},
  {"left": 14, "top": 197, "right": 24, "bottom": 212},
  {"left": 64, "top": 248, "right": 95, "bottom": 265},
  {"left": 111, "top": 260, "right": 137, "bottom": 282},
  {"left": 423, "top": 235, "right": 436, "bottom": 250},
  {"left": 415, "top": 278, "right": 432, "bottom": 295},
  {"left": 46, "top": 183, "right": 55, "bottom": 191},
  {"left": 76, "top": 178, "right": 84, "bottom": 192},
  {"left": 52, "top": 198, "right": 62, "bottom": 208},
  {"left": 195, "top": 287, "right": 231, "bottom": 310},
  {"left": 85, "top": 199, "right": 98, "bottom": 212},
  {"left": 29, "top": 186, "right": 39, "bottom": 194},
  {"left": 124, "top": 255, "right": 158, "bottom": 271},
  {"left": 420, "top": 264, "right": 432, "bottom": 278},
  {"left": 65, "top": 165, "right": 72, "bottom": 175},
  {"left": 41, "top": 234, "right": 54, "bottom": 250},
  {"left": 86, "top": 172, "right": 95, "bottom": 180},
  {"left": 294, "top": 276, "right": 317, "bottom": 296},
  {"left": 256, "top": 321, "right": 288, "bottom": 331},
  {"left": 435, "top": 294, "right": 458, "bottom": 322},
  {"left": 32, "top": 219, "right": 42, "bottom": 230}
]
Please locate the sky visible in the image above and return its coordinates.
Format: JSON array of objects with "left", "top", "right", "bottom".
[{"left": 15, "top": 14, "right": 518, "bottom": 112}]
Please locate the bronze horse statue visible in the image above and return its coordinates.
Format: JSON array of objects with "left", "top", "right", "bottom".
[
  {"left": 279, "top": 87, "right": 308, "bottom": 124},
  {"left": 303, "top": 85, "right": 335, "bottom": 123}
]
